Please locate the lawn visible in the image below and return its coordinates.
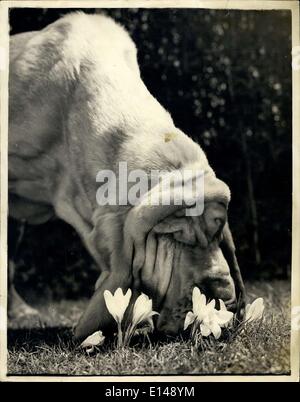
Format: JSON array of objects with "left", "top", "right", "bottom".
[{"left": 7, "top": 280, "right": 291, "bottom": 376}]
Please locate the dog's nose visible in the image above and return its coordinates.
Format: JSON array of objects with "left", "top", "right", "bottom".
[{"left": 156, "top": 314, "right": 181, "bottom": 336}]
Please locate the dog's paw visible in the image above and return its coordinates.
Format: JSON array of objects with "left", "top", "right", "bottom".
[
  {"left": 9, "top": 303, "right": 40, "bottom": 320},
  {"left": 8, "top": 303, "right": 43, "bottom": 329}
]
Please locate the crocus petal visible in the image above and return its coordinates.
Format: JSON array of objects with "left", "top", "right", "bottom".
[
  {"left": 115, "top": 288, "right": 132, "bottom": 308},
  {"left": 124, "top": 288, "right": 132, "bottom": 305},
  {"left": 245, "top": 298, "right": 265, "bottom": 322},
  {"left": 118, "top": 288, "right": 132, "bottom": 319},
  {"left": 210, "top": 321, "right": 222, "bottom": 339},
  {"left": 193, "top": 287, "right": 206, "bottom": 309},
  {"left": 245, "top": 303, "right": 250, "bottom": 316},
  {"left": 80, "top": 330, "right": 105, "bottom": 349},
  {"left": 103, "top": 290, "right": 118, "bottom": 322},
  {"left": 192, "top": 286, "right": 201, "bottom": 299},
  {"left": 207, "top": 299, "right": 216, "bottom": 310},
  {"left": 103, "top": 288, "right": 132, "bottom": 324},
  {"left": 199, "top": 294, "right": 206, "bottom": 306},
  {"left": 132, "top": 293, "right": 157, "bottom": 327},
  {"left": 115, "top": 287, "right": 123, "bottom": 300},
  {"left": 216, "top": 310, "right": 234, "bottom": 327},
  {"left": 192, "top": 288, "right": 207, "bottom": 320},
  {"left": 192, "top": 287, "right": 201, "bottom": 306},
  {"left": 184, "top": 311, "right": 196, "bottom": 330},
  {"left": 200, "top": 323, "right": 211, "bottom": 337},
  {"left": 219, "top": 299, "right": 227, "bottom": 311}
]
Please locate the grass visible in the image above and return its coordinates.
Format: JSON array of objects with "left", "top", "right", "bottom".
[{"left": 7, "top": 280, "right": 291, "bottom": 376}]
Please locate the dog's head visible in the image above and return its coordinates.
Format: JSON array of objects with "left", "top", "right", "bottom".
[
  {"left": 74, "top": 168, "right": 244, "bottom": 339},
  {"left": 123, "top": 170, "right": 239, "bottom": 335}
]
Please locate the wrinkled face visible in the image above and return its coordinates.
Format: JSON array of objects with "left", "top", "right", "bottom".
[
  {"left": 121, "top": 169, "right": 241, "bottom": 336},
  {"left": 74, "top": 170, "right": 242, "bottom": 341},
  {"left": 136, "top": 201, "right": 237, "bottom": 335},
  {"left": 154, "top": 230, "right": 236, "bottom": 335}
]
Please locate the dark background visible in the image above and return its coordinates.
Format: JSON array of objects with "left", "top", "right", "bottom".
[{"left": 9, "top": 8, "right": 292, "bottom": 301}]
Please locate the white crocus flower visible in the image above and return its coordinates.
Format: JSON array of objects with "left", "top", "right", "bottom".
[
  {"left": 103, "top": 287, "right": 132, "bottom": 325},
  {"left": 245, "top": 298, "right": 265, "bottom": 323},
  {"left": 132, "top": 293, "right": 158, "bottom": 328},
  {"left": 216, "top": 299, "right": 234, "bottom": 328},
  {"left": 104, "top": 287, "right": 132, "bottom": 348},
  {"left": 80, "top": 330, "right": 105, "bottom": 354},
  {"left": 123, "top": 293, "right": 158, "bottom": 346},
  {"left": 184, "top": 287, "right": 212, "bottom": 330},
  {"left": 184, "top": 287, "right": 233, "bottom": 340}
]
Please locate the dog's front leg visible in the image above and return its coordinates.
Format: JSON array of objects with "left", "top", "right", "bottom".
[
  {"left": 8, "top": 219, "right": 39, "bottom": 320},
  {"left": 74, "top": 270, "right": 132, "bottom": 340}
]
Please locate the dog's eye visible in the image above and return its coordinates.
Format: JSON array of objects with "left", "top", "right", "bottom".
[
  {"left": 172, "top": 231, "right": 197, "bottom": 247},
  {"left": 217, "top": 201, "right": 227, "bottom": 210}
]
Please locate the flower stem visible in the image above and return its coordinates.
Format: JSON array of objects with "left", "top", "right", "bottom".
[
  {"left": 123, "top": 323, "right": 131, "bottom": 347},
  {"left": 191, "top": 320, "right": 197, "bottom": 342},
  {"left": 124, "top": 323, "right": 135, "bottom": 347},
  {"left": 117, "top": 322, "right": 123, "bottom": 348}
]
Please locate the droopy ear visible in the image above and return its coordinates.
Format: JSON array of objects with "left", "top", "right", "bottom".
[
  {"left": 74, "top": 213, "right": 134, "bottom": 340},
  {"left": 220, "top": 222, "right": 246, "bottom": 318}
]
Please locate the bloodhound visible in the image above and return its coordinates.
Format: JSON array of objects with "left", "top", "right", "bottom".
[{"left": 8, "top": 13, "right": 245, "bottom": 339}]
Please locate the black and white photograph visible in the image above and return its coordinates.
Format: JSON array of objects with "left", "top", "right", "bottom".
[{"left": 0, "top": 0, "right": 299, "bottom": 382}]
